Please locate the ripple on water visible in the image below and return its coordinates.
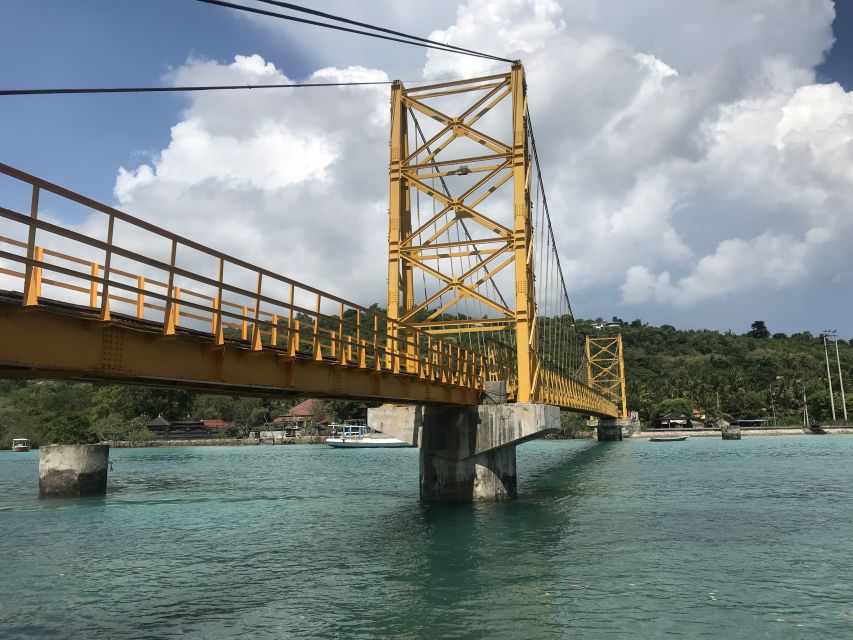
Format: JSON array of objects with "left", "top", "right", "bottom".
[{"left": 1, "top": 438, "right": 853, "bottom": 638}]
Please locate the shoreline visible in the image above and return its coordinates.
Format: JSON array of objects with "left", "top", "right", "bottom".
[
  {"left": 106, "top": 436, "right": 326, "bottom": 448},
  {"left": 635, "top": 427, "right": 853, "bottom": 438},
  {"left": 10, "top": 429, "right": 853, "bottom": 450}
]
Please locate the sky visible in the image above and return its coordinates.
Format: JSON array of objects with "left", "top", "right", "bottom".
[{"left": 1, "top": 0, "right": 851, "bottom": 338}]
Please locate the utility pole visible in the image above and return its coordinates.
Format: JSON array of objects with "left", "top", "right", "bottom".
[
  {"left": 801, "top": 381, "right": 810, "bottom": 428},
  {"left": 826, "top": 330, "right": 848, "bottom": 422},
  {"left": 769, "top": 384, "right": 777, "bottom": 426},
  {"left": 822, "top": 331, "right": 837, "bottom": 421}
]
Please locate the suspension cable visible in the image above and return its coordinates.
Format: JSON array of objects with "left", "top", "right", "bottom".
[{"left": 195, "top": 0, "right": 513, "bottom": 63}]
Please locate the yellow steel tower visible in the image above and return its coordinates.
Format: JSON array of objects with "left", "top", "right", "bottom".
[
  {"left": 386, "top": 63, "right": 538, "bottom": 401},
  {"left": 585, "top": 334, "right": 628, "bottom": 419}
]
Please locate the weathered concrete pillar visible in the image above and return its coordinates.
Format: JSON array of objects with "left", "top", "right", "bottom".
[
  {"left": 39, "top": 444, "right": 110, "bottom": 497},
  {"left": 421, "top": 441, "right": 518, "bottom": 501},
  {"left": 482, "top": 380, "right": 507, "bottom": 404},
  {"left": 595, "top": 419, "right": 623, "bottom": 441},
  {"left": 369, "top": 402, "right": 559, "bottom": 502},
  {"left": 419, "top": 405, "right": 517, "bottom": 502},
  {"left": 721, "top": 425, "right": 742, "bottom": 440}
]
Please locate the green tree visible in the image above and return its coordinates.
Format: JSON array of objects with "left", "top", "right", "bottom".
[
  {"left": 649, "top": 398, "right": 693, "bottom": 422},
  {"left": 94, "top": 414, "right": 154, "bottom": 443},
  {"left": 90, "top": 385, "right": 193, "bottom": 422},
  {"left": 747, "top": 320, "right": 770, "bottom": 339},
  {"left": 42, "top": 414, "right": 100, "bottom": 445}
]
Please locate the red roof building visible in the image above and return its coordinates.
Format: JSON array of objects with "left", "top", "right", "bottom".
[{"left": 272, "top": 399, "right": 331, "bottom": 425}]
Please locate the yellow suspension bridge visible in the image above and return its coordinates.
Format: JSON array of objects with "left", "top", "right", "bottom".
[{"left": 0, "top": 65, "right": 625, "bottom": 422}]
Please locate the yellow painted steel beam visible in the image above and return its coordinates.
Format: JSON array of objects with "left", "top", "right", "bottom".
[
  {"left": 401, "top": 247, "right": 503, "bottom": 261},
  {"left": 0, "top": 301, "right": 480, "bottom": 405},
  {"left": 510, "top": 63, "right": 537, "bottom": 403},
  {"left": 415, "top": 326, "right": 510, "bottom": 335},
  {"left": 403, "top": 72, "right": 510, "bottom": 95}
]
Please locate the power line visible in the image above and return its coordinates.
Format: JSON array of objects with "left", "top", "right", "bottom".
[
  {"left": 194, "top": 0, "right": 513, "bottom": 63},
  {"left": 256, "top": 0, "right": 512, "bottom": 63},
  {"left": 0, "top": 81, "right": 394, "bottom": 96}
]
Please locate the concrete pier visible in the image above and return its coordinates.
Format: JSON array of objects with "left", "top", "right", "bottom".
[
  {"left": 721, "top": 426, "right": 742, "bottom": 440},
  {"left": 369, "top": 403, "right": 559, "bottom": 502},
  {"left": 39, "top": 444, "right": 110, "bottom": 497},
  {"left": 591, "top": 412, "right": 641, "bottom": 441},
  {"left": 596, "top": 420, "right": 623, "bottom": 441}
]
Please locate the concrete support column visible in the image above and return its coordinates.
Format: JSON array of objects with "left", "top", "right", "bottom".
[
  {"left": 596, "top": 419, "right": 623, "bottom": 441},
  {"left": 39, "top": 444, "right": 109, "bottom": 497},
  {"left": 419, "top": 405, "right": 518, "bottom": 502},
  {"left": 369, "top": 402, "right": 559, "bottom": 502},
  {"left": 421, "top": 442, "right": 517, "bottom": 502}
]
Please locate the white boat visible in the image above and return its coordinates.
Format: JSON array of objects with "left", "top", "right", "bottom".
[
  {"left": 11, "top": 438, "right": 31, "bottom": 452},
  {"left": 325, "top": 422, "right": 410, "bottom": 448}
]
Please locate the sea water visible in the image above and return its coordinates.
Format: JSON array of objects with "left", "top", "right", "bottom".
[{"left": 2, "top": 436, "right": 852, "bottom": 639}]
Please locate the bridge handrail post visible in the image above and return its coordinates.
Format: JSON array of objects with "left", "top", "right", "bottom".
[
  {"left": 211, "top": 257, "right": 224, "bottom": 344},
  {"left": 355, "top": 309, "right": 361, "bottom": 365},
  {"left": 99, "top": 214, "right": 115, "bottom": 321},
  {"left": 391, "top": 322, "right": 401, "bottom": 374},
  {"left": 338, "top": 302, "right": 345, "bottom": 364},
  {"left": 32, "top": 245, "right": 44, "bottom": 300},
  {"left": 291, "top": 319, "right": 300, "bottom": 355},
  {"left": 373, "top": 315, "right": 380, "bottom": 371},
  {"left": 286, "top": 283, "right": 295, "bottom": 354},
  {"left": 173, "top": 287, "right": 181, "bottom": 327},
  {"left": 22, "top": 185, "right": 41, "bottom": 306},
  {"left": 312, "top": 293, "right": 322, "bottom": 361},
  {"left": 240, "top": 305, "right": 248, "bottom": 341},
  {"left": 251, "top": 272, "right": 263, "bottom": 351},
  {"left": 89, "top": 262, "right": 99, "bottom": 308},
  {"left": 163, "top": 238, "right": 178, "bottom": 335},
  {"left": 136, "top": 275, "right": 145, "bottom": 319}
]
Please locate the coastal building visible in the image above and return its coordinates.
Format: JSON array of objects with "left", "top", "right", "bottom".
[
  {"left": 272, "top": 399, "right": 332, "bottom": 435},
  {"left": 145, "top": 415, "right": 238, "bottom": 440},
  {"left": 729, "top": 418, "right": 769, "bottom": 428},
  {"left": 654, "top": 412, "right": 705, "bottom": 429}
]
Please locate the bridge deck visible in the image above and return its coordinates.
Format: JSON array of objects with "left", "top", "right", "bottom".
[
  {"left": 0, "top": 161, "right": 618, "bottom": 416},
  {"left": 0, "top": 292, "right": 479, "bottom": 404}
]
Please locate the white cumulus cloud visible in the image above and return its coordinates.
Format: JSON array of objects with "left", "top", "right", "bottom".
[{"left": 29, "top": 0, "right": 846, "bottom": 334}]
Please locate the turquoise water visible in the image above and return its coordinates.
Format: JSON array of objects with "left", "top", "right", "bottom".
[{"left": 2, "top": 437, "right": 853, "bottom": 639}]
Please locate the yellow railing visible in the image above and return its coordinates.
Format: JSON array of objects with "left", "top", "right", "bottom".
[
  {"left": 0, "top": 161, "right": 619, "bottom": 416},
  {"left": 0, "top": 162, "right": 486, "bottom": 393}
]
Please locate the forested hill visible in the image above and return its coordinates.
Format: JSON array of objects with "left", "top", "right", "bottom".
[
  {"left": 585, "top": 319, "right": 852, "bottom": 423},
  {"left": 1, "top": 319, "right": 850, "bottom": 447}
]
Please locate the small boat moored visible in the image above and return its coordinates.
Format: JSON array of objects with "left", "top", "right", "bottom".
[
  {"left": 325, "top": 422, "right": 410, "bottom": 448},
  {"left": 649, "top": 436, "right": 688, "bottom": 442},
  {"left": 11, "top": 438, "right": 31, "bottom": 452}
]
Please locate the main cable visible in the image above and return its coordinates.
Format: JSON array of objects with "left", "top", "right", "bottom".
[
  {"left": 0, "top": 81, "right": 392, "bottom": 96},
  {"left": 256, "top": 0, "right": 513, "bottom": 63},
  {"left": 195, "top": 0, "right": 512, "bottom": 63}
]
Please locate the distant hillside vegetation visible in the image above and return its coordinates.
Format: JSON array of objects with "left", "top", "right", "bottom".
[
  {"left": 576, "top": 318, "right": 852, "bottom": 424},
  {"left": 1, "top": 317, "right": 849, "bottom": 447}
]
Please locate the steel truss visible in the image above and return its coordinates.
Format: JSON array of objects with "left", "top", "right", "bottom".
[
  {"left": 585, "top": 335, "right": 628, "bottom": 419},
  {"left": 387, "top": 64, "right": 618, "bottom": 416}
]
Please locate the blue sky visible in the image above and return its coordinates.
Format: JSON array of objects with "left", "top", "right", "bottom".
[
  {"left": 1, "top": 1, "right": 852, "bottom": 337},
  {"left": 1, "top": 0, "right": 311, "bottom": 201}
]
